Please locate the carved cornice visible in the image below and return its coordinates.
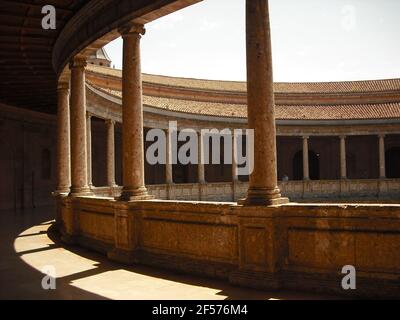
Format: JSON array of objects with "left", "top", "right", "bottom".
[
  {"left": 119, "top": 23, "right": 146, "bottom": 37},
  {"left": 69, "top": 56, "right": 87, "bottom": 70}
]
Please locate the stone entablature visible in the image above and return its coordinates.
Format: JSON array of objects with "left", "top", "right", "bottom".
[{"left": 86, "top": 64, "right": 400, "bottom": 107}]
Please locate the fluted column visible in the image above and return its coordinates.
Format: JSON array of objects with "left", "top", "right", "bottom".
[
  {"left": 86, "top": 113, "right": 93, "bottom": 187},
  {"left": 69, "top": 56, "right": 91, "bottom": 196},
  {"left": 302, "top": 136, "right": 310, "bottom": 180},
  {"left": 241, "top": 0, "right": 288, "bottom": 205},
  {"left": 106, "top": 119, "right": 117, "bottom": 187},
  {"left": 166, "top": 128, "right": 173, "bottom": 184},
  {"left": 119, "top": 24, "right": 152, "bottom": 201},
  {"left": 340, "top": 135, "right": 347, "bottom": 179},
  {"left": 379, "top": 134, "right": 386, "bottom": 179},
  {"left": 55, "top": 81, "right": 71, "bottom": 194}
]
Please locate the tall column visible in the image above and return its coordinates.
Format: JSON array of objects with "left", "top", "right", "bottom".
[
  {"left": 232, "top": 132, "right": 239, "bottom": 182},
  {"left": 198, "top": 131, "right": 205, "bottom": 184},
  {"left": 379, "top": 134, "right": 386, "bottom": 179},
  {"left": 241, "top": 0, "right": 288, "bottom": 205},
  {"left": 340, "top": 135, "right": 347, "bottom": 179},
  {"left": 302, "top": 136, "right": 310, "bottom": 180},
  {"left": 166, "top": 128, "right": 173, "bottom": 184},
  {"left": 106, "top": 119, "right": 117, "bottom": 187},
  {"left": 55, "top": 80, "right": 71, "bottom": 194},
  {"left": 86, "top": 113, "right": 93, "bottom": 187},
  {"left": 119, "top": 24, "right": 152, "bottom": 201},
  {"left": 69, "top": 56, "right": 92, "bottom": 196}
]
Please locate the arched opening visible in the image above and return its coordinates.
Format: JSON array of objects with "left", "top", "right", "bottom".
[
  {"left": 292, "top": 150, "right": 320, "bottom": 180},
  {"left": 386, "top": 147, "right": 400, "bottom": 178}
]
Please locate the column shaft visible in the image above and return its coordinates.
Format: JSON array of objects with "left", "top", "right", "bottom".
[
  {"left": 86, "top": 113, "right": 92, "bottom": 187},
  {"left": 106, "top": 120, "right": 117, "bottom": 187},
  {"left": 242, "top": 0, "right": 287, "bottom": 205},
  {"left": 69, "top": 56, "right": 91, "bottom": 196},
  {"left": 232, "top": 132, "right": 239, "bottom": 182},
  {"left": 166, "top": 128, "right": 173, "bottom": 184},
  {"left": 198, "top": 131, "right": 205, "bottom": 184},
  {"left": 340, "top": 136, "right": 347, "bottom": 179},
  {"left": 302, "top": 136, "right": 310, "bottom": 180},
  {"left": 119, "top": 24, "right": 152, "bottom": 201},
  {"left": 379, "top": 134, "right": 386, "bottom": 179},
  {"left": 56, "top": 81, "right": 71, "bottom": 194}
]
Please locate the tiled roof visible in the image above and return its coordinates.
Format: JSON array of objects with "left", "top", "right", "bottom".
[
  {"left": 91, "top": 85, "right": 400, "bottom": 120},
  {"left": 87, "top": 64, "right": 400, "bottom": 94}
]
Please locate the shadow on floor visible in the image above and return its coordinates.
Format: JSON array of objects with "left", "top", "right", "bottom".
[{"left": 0, "top": 206, "right": 343, "bottom": 300}]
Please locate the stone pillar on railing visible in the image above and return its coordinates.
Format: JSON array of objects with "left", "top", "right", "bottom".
[
  {"left": 106, "top": 119, "right": 117, "bottom": 190},
  {"left": 340, "top": 135, "right": 347, "bottom": 179},
  {"left": 86, "top": 113, "right": 93, "bottom": 188},
  {"left": 240, "top": 0, "right": 288, "bottom": 206},
  {"left": 69, "top": 56, "right": 92, "bottom": 197},
  {"left": 379, "top": 134, "right": 386, "bottom": 179},
  {"left": 198, "top": 131, "right": 206, "bottom": 200},
  {"left": 302, "top": 136, "right": 310, "bottom": 181},
  {"left": 166, "top": 128, "right": 174, "bottom": 199},
  {"left": 118, "top": 23, "right": 153, "bottom": 201},
  {"left": 378, "top": 134, "right": 386, "bottom": 198},
  {"left": 339, "top": 135, "right": 349, "bottom": 198},
  {"left": 55, "top": 80, "right": 71, "bottom": 195},
  {"left": 232, "top": 131, "right": 239, "bottom": 201}
]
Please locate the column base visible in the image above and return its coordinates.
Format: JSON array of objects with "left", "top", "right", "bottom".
[
  {"left": 107, "top": 248, "right": 135, "bottom": 265},
  {"left": 60, "top": 232, "right": 77, "bottom": 245},
  {"left": 229, "top": 270, "right": 282, "bottom": 291},
  {"left": 238, "top": 187, "right": 289, "bottom": 206},
  {"left": 69, "top": 188, "right": 95, "bottom": 197},
  {"left": 118, "top": 186, "right": 155, "bottom": 202}
]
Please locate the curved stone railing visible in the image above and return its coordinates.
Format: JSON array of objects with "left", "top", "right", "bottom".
[{"left": 56, "top": 194, "right": 400, "bottom": 298}]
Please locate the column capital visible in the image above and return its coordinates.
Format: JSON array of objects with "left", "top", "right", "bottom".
[
  {"left": 105, "top": 119, "right": 116, "bottom": 126},
  {"left": 302, "top": 135, "right": 309, "bottom": 140},
  {"left": 378, "top": 133, "right": 386, "bottom": 139},
  {"left": 69, "top": 56, "right": 87, "bottom": 69},
  {"left": 339, "top": 135, "right": 347, "bottom": 140},
  {"left": 86, "top": 112, "right": 92, "bottom": 120},
  {"left": 57, "top": 81, "right": 70, "bottom": 92},
  {"left": 118, "top": 23, "right": 146, "bottom": 37}
]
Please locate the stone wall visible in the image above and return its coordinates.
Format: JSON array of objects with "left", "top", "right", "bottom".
[{"left": 57, "top": 196, "right": 400, "bottom": 298}]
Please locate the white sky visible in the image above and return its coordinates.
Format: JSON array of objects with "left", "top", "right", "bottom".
[{"left": 105, "top": 0, "right": 400, "bottom": 82}]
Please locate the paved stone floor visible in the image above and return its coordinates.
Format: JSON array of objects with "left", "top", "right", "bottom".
[{"left": 0, "top": 206, "right": 341, "bottom": 300}]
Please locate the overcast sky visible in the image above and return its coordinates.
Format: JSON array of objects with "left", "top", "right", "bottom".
[{"left": 105, "top": 0, "right": 400, "bottom": 82}]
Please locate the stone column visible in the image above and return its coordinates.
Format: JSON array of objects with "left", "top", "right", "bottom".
[
  {"left": 166, "top": 128, "right": 173, "bottom": 184},
  {"left": 69, "top": 56, "right": 91, "bottom": 196},
  {"left": 56, "top": 81, "right": 71, "bottom": 194},
  {"left": 232, "top": 132, "right": 239, "bottom": 201},
  {"left": 302, "top": 136, "right": 310, "bottom": 181},
  {"left": 119, "top": 24, "right": 152, "bottom": 201},
  {"left": 106, "top": 119, "right": 117, "bottom": 188},
  {"left": 241, "top": 0, "right": 288, "bottom": 205},
  {"left": 198, "top": 131, "right": 205, "bottom": 184},
  {"left": 340, "top": 136, "right": 347, "bottom": 179},
  {"left": 86, "top": 113, "right": 93, "bottom": 187},
  {"left": 379, "top": 134, "right": 386, "bottom": 179}
]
